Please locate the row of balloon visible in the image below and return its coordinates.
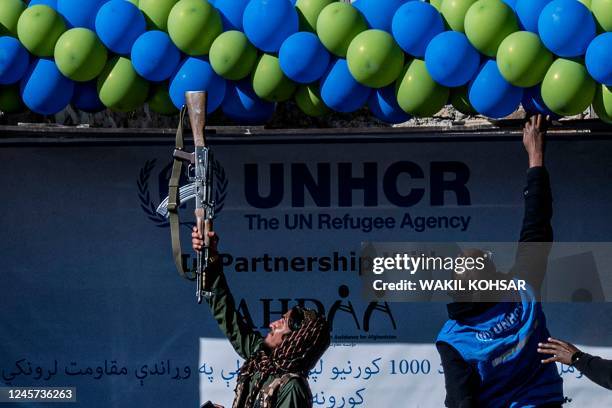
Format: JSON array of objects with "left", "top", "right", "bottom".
[{"left": 0, "top": 0, "right": 610, "bottom": 124}]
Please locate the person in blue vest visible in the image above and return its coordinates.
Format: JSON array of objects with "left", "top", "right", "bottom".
[{"left": 436, "top": 114, "right": 564, "bottom": 408}]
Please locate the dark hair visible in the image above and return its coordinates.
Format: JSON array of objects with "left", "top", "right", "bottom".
[{"left": 288, "top": 305, "right": 305, "bottom": 332}]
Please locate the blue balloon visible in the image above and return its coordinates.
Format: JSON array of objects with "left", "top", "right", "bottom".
[
  {"left": 20, "top": 58, "right": 74, "bottom": 115},
  {"left": 131, "top": 31, "right": 180, "bottom": 82},
  {"left": 353, "top": 0, "right": 406, "bottom": 32},
  {"left": 279, "top": 32, "right": 330, "bottom": 84},
  {"left": 169, "top": 57, "right": 226, "bottom": 112},
  {"left": 368, "top": 85, "right": 410, "bottom": 124},
  {"left": 28, "top": 0, "right": 58, "bottom": 9},
  {"left": 214, "top": 0, "right": 249, "bottom": 31},
  {"left": 72, "top": 80, "right": 104, "bottom": 112},
  {"left": 392, "top": 1, "right": 444, "bottom": 57},
  {"left": 538, "top": 0, "right": 596, "bottom": 57},
  {"left": 243, "top": 0, "right": 298, "bottom": 53},
  {"left": 57, "top": 0, "right": 109, "bottom": 29},
  {"left": 222, "top": 79, "right": 275, "bottom": 124},
  {"left": 468, "top": 60, "right": 523, "bottom": 119},
  {"left": 586, "top": 33, "right": 612, "bottom": 86},
  {"left": 425, "top": 31, "right": 480, "bottom": 87},
  {"left": 95, "top": 0, "right": 146, "bottom": 55},
  {"left": 0, "top": 37, "right": 29, "bottom": 85},
  {"left": 522, "top": 85, "right": 559, "bottom": 118},
  {"left": 320, "top": 58, "right": 370, "bottom": 113},
  {"left": 515, "top": 0, "right": 551, "bottom": 33}
]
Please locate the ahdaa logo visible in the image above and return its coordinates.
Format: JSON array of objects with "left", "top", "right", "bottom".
[{"left": 137, "top": 158, "right": 228, "bottom": 228}]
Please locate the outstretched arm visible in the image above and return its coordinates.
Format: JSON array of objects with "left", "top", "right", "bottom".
[
  {"left": 193, "top": 228, "right": 263, "bottom": 360},
  {"left": 512, "top": 115, "right": 553, "bottom": 294},
  {"left": 538, "top": 337, "right": 612, "bottom": 390}
]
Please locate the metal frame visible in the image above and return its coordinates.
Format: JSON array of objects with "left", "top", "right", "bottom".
[{"left": 0, "top": 120, "right": 611, "bottom": 146}]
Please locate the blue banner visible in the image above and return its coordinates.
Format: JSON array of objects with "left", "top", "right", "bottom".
[{"left": 1, "top": 134, "right": 612, "bottom": 407}]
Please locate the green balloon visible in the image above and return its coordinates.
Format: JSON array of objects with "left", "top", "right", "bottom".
[
  {"left": 167, "top": 0, "right": 222, "bottom": 55},
  {"left": 0, "top": 0, "right": 25, "bottom": 37},
  {"left": 148, "top": 82, "right": 178, "bottom": 115},
  {"left": 17, "top": 5, "right": 65, "bottom": 57},
  {"left": 450, "top": 86, "right": 476, "bottom": 115},
  {"left": 209, "top": 31, "right": 257, "bottom": 80},
  {"left": 316, "top": 2, "right": 367, "bottom": 57},
  {"left": 465, "top": 0, "right": 518, "bottom": 57},
  {"left": 54, "top": 28, "right": 107, "bottom": 82},
  {"left": 252, "top": 54, "right": 296, "bottom": 102},
  {"left": 139, "top": 0, "right": 178, "bottom": 31},
  {"left": 295, "top": 84, "right": 328, "bottom": 116},
  {"left": 497, "top": 31, "right": 553, "bottom": 88},
  {"left": 440, "top": 0, "right": 477, "bottom": 32},
  {"left": 296, "top": 0, "right": 334, "bottom": 32},
  {"left": 541, "top": 59, "right": 596, "bottom": 117},
  {"left": 347, "top": 29, "right": 404, "bottom": 88},
  {"left": 430, "top": 0, "right": 443, "bottom": 11},
  {"left": 396, "top": 59, "right": 449, "bottom": 117},
  {"left": 97, "top": 57, "right": 150, "bottom": 112},
  {"left": 0, "top": 84, "right": 24, "bottom": 113},
  {"left": 592, "top": 0, "right": 612, "bottom": 32},
  {"left": 593, "top": 85, "right": 612, "bottom": 124}
]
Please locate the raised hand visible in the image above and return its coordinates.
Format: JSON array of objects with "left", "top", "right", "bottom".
[
  {"left": 191, "top": 226, "right": 219, "bottom": 257},
  {"left": 523, "top": 114, "right": 549, "bottom": 168}
]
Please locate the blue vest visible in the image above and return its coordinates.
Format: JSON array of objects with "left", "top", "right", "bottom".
[{"left": 437, "top": 286, "right": 563, "bottom": 408}]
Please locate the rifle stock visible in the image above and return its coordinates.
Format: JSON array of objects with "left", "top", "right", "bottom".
[{"left": 186, "top": 91, "right": 207, "bottom": 148}]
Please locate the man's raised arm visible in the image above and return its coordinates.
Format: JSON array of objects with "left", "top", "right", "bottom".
[
  {"left": 512, "top": 114, "right": 553, "bottom": 294},
  {"left": 193, "top": 228, "right": 263, "bottom": 360}
]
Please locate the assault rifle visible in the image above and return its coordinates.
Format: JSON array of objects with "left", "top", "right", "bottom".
[{"left": 156, "top": 91, "right": 214, "bottom": 303}]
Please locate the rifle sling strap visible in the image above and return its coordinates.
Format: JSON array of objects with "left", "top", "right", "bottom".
[{"left": 168, "top": 107, "right": 194, "bottom": 280}]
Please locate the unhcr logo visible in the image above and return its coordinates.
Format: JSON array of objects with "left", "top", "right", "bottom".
[{"left": 476, "top": 304, "right": 523, "bottom": 342}]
